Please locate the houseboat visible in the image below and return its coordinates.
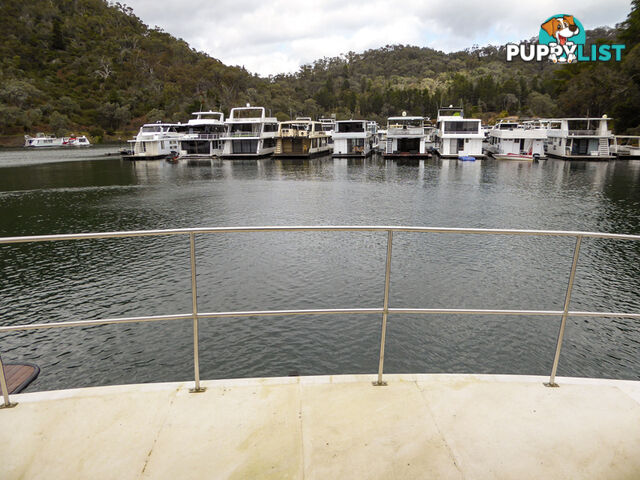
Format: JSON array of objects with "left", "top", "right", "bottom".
[
  {"left": 332, "top": 120, "right": 374, "bottom": 157},
  {"left": 220, "top": 106, "right": 278, "bottom": 158},
  {"left": 383, "top": 114, "right": 430, "bottom": 158},
  {"left": 545, "top": 116, "right": 614, "bottom": 160},
  {"left": 486, "top": 120, "right": 547, "bottom": 161},
  {"left": 24, "top": 133, "right": 91, "bottom": 148},
  {"left": 179, "top": 111, "right": 226, "bottom": 158},
  {"left": 612, "top": 135, "right": 640, "bottom": 158},
  {"left": 375, "top": 128, "right": 387, "bottom": 153},
  {"left": 319, "top": 118, "right": 336, "bottom": 145},
  {"left": 123, "top": 122, "right": 183, "bottom": 160},
  {"left": 424, "top": 120, "right": 437, "bottom": 152},
  {"left": 434, "top": 107, "right": 484, "bottom": 158},
  {"left": 273, "top": 119, "right": 332, "bottom": 157},
  {"left": 367, "top": 121, "right": 379, "bottom": 151}
]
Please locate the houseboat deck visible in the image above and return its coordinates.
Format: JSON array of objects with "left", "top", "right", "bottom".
[
  {"left": 2, "top": 225, "right": 639, "bottom": 479},
  {"left": 3, "top": 373, "right": 640, "bottom": 479}
]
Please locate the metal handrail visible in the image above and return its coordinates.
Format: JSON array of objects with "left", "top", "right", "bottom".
[{"left": 1, "top": 226, "right": 639, "bottom": 407}]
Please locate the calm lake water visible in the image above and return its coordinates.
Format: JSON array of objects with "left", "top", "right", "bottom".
[{"left": 1, "top": 146, "right": 639, "bottom": 391}]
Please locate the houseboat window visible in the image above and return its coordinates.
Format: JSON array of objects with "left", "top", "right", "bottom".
[
  {"left": 444, "top": 121, "right": 479, "bottom": 133},
  {"left": 230, "top": 123, "right": 256, "bottom": 133},
  {"left": 336, "top": 122, "right": 365, "bottom": 133},
  {"left": 263, "top": 123, "right": 278, "bottom": 132},
  {"left": 388, "top": 119, "right": 422, "bottom": 129},
  {"left": 142, "top": 126, "right": 161, "bottom": 133},
  {"left": 232, "top": 140, "right": 258, "bottom": 153},
  {"left": 233, "top": 108, "right": 263, "bottom": 119},
  {"left": 263, "top": 138, "right": 276, "bottom": 148},
  {"left": 567, "top": 120, "right": 599, "bottom": 132}
]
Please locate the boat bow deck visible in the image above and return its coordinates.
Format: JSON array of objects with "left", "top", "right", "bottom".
[{"left": 3, "top": 373, "right": 640, "bottom": 479}]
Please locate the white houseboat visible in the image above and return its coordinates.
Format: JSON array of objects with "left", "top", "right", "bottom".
[
  {"left": 179, "top": 111, "right": 226, "bottom": 158},
  {"left": 383, "top": 114, "right": 430, "bottom": 158},
  {"left": 545, "top": 116, "right": 614, "bottom": 160},
  {"left": 424, "top": 119, "right": 437, "bottom": 152},
  {"left": 332, "top": 120, "right": 374, "bottom": 157},
  {"left": 612, "top": 135, "right": 640, "bottom": 158},
  {"left": 123, "top": 122, "right": 183, "bottom": 161},
  {"left": 367, "top": 121, "right": 379, "bottom": 151},
  {"left": 434, "top": 107, "right": 484, "bottom": 158},
  {"left": 486, "top": 120, "right": 547, "bottom": 161},
  {"left": 220, "top": 106, "right": 278, "bottom": 158},
  {"left": 273, "top": 119, "right": 332, "bottom": 157},
  {"left": 24, "top": 133, "right": 91, "bottom": 148},
  {"left": 319, "top": 118, "right": 336, "bottom": 145}
]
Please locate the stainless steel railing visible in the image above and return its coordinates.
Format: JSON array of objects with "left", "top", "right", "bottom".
[{"left": 1, "top": 226, "right": 639, "bottom": 408}]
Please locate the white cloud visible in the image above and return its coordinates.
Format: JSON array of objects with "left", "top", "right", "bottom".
[{"left": 121, "top": 0, "right": 631, "bottom": 75}]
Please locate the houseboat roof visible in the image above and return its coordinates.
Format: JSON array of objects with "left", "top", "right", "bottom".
[
  {"left": 387, "top": 116, "right": 423, "bottom": 121},
  {"left": 227, "top": 106, "right": 276, "bottom": 122},
  {"left": 545, "top": 117, "right": 613, "bottom": 121},
  {"left": 191, "top": 111, "right": 224, "bottom": 118}
]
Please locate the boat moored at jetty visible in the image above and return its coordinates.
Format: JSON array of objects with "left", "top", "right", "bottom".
[
  {"left": 123, "top": 122, "right": 184, "bottom": 160},
  {"left": 545, "top": 116, "right": 614, "bottom": 160},
  {"left": 24, "top": 133, "right": 91, "bottom": 148},
  {"left": 332, "top": 120, "right": 374, "bottom": 157},
  {"left": 273, "top": 119, "right": 332, "bottom": 157},
  {"left": 220, "top": 106, "right": 278, "bottom": 158},
  {"left": 486, "top": 120, "right": 547, "bottom": 161},
  {"left": 435, "top": 107, "right": 484, "bottom": 158},
  {"left": 179, "top": 111, "right": 226, "bottom": 158},
  {"left": 383, "top": 114, "right": 430, "bottom": 157}
]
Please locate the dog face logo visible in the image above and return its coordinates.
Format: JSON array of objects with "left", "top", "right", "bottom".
[
  {"left": 541, "top": 15, "right": 579, "bottom": 46},
  {"left": 539, "top": 14, "right": 586, "bottom": 63}
]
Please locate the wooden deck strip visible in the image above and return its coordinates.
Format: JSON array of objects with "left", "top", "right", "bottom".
[{"left": 2, "top": 364, "right": 39, "bottom": 394}]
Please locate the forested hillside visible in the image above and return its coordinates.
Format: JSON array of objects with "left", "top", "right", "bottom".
[{"left": 1, "top": 0, "right": 639, "bottom": 144}]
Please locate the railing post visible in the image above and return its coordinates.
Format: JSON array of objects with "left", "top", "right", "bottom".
[
  {"left": 189, "top": 233, "right": 205, "bottom": 393},
  {"left": 0, "top": 354, "right": 18, "bottom": 408},
  {"left": 546, "top": 235, "right": 582, "bottom": 387},
  {"left": 374, "top": 230, "right": 393, "bottom": 386}
]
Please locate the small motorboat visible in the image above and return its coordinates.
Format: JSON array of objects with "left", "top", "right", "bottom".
[{"left": 492, "top": 153, "right": 538, "bottom": 162}]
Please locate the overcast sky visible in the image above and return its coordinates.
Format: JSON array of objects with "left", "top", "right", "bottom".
[{"left": 122, "top": 0, "right": 631, "bottom": 76}]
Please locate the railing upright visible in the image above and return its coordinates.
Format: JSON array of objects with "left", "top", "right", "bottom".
[
  {"left": 547, "top": 235, "right": 583, "bottom": 387},
  {"left": 0, "top": 355, "right": 17, "bottom": 408},
  {"left": 189, "top": 233, "right": 205, "bottom": 393},
  {"left": 374, "top": 230, "right": 394, "bottom": 386}
]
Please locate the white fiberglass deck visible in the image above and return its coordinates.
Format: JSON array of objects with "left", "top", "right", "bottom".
[{"left": 4, "top": 373, "right": 640, "bottom": 479}]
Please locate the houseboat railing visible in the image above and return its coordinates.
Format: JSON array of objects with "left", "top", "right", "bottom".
[
  {"left": 567, "top": 130, "right": 609, "bottom": 136},
  {"left": 1, "top": 226, "right": 639, "bottom": 408},
  {"left": 225, "top": 131, "right": 262, "bottom": 138},
  {"left": 182, "top": 134, "right": 221, "bottom": 140}
]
